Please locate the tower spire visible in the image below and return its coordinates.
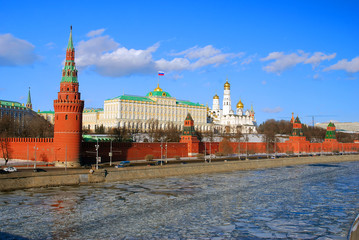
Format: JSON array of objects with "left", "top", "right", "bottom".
[
  {"left": 26, "top": 87, "right": 32, "bottom": 110},
  {"left": 67, "top": 25, "right": 74, "bottom": 50},
  {"left": 62, "top": 26, "right": 77, "bottom": 83}
]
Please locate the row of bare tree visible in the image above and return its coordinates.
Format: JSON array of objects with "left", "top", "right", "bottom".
[
  {"left": 258, "top": 119, "right": 357, "bottom": 143},
  {"left": 0, "top": 114, "right": 53, "bottom": 138}
]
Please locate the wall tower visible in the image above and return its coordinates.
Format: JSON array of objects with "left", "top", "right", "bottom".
[
  {"left": 53, "top": 26, "right": 84, "bottom": 167},
  {"left": 180, "top": 113, "right": 199, "bottom": 156},
  {"left": 324, "top": 122, "right": 337, "bottom": 142}
]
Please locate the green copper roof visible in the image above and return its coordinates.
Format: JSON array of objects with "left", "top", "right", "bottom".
[
  {"left": 67, "top": 26, "right": 74, "bottom": 50},
  {"left": 294, "top": 116, "right": 301, "bottom": 124},
  {"left": 176, "top": 100, "right": 204, "bottom": 107},
  {"left": 0, "top": 100, "right": 26, "bottom": 109},
  {"left": 83, "top": 108, "right": 103, "bottom": 113},
  {"left": 27, "top": 87, "right": 32, "bottom": 105},
  {"left": 146, "top": 90, "right": 172, "bottom": 98},
  {"left": 328, "top": 122, "right": 335, "bottom": 127},
  {"left": 38, "top": 110, "right": 55, "bottom": 114},
  {"left": 107, "top": 95, "right": 155, "bottom": 102}
]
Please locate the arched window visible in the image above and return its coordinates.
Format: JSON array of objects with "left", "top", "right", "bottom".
[{"left": 65, "top": 115, "right": 68, "bottom": 120}]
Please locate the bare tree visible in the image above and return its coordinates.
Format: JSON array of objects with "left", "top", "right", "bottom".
[
  {"left": 162, "top": 122, "right": 181, "bottom": 142},
  {"left": 110, "top": 126, "right": 130, "bottom": 142},
  {"left": 0, "top": 137, "right": 11, "bottom": 165},
  {"left": 219, "top": 137, "right": 233, "bottom": 156}
]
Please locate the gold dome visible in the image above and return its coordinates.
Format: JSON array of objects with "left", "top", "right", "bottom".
[
  {"left": 224, "top": 80, "right": 230, "bottom": 90},
  {"left": 236, "top": 99, "right": 244, "bottom": 109},
  {"left": 213, "top": 94, "right": 219, "bottom": 99},
  {"left": 154, "top": 83, "right": 163, "bottom": 92}
]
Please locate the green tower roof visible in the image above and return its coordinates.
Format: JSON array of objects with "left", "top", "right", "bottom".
[
  {"left": 185, "top": 113, "right": 194, "bottom": 121},
  {"left": 61, "top": 26, "right": 78, "bottom": 83},
  {"left": 27, "top": 87, "right": 31, "bottom": 105}
]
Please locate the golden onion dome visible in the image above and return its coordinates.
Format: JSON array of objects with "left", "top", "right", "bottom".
[
  {"left": 213, "top": 94, "right": 219, "bottom": 99},
  {"left": 224, "top": 80, "right": 230, "bottom": 90},
  {"left": 154, "top": 83, "right": 163, "bottom": 92},
  {"left": 236, "top": 99, "right": 244, "bottom": 109}
]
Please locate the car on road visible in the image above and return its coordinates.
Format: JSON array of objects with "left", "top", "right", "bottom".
[
  {"left": 0, "top": 169, "right": 9, "bottom": 174},
  {"left": 115, "top": 161, "right": 131, "bottom": 168},
  {"left": 33, "top": 168, "right": 47, "bottom": 172},
  {"left": 4, "top": 167, "right": 17, "bottom": 172}
]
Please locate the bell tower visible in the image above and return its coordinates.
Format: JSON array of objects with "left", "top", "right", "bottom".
[{"left": 53, "top": 26, "right": 84, "bottom": 167}]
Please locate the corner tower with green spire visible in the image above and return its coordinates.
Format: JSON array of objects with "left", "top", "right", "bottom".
[{"left": 53, "top": 26, "right": 84, "bottom": 167}]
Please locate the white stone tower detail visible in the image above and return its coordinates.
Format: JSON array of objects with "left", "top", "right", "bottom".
[
  {"left": 222, "top": 79, "right": 232, "bottom": 115},
  {"left": 212, "top": 94, "right": 220, "bottom": 112}
]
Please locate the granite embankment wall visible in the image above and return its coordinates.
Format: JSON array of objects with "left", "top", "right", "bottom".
[{"left": 1, "top": 155, "right": 358, "bottom": 191}]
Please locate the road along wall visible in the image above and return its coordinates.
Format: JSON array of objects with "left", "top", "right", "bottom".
[{"left": 1, "top": 154, "right": 358, "bottom": 191}]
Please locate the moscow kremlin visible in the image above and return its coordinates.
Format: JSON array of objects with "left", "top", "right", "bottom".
[{"left": 0, "top": 27, "right": 358, "bottom": 167}]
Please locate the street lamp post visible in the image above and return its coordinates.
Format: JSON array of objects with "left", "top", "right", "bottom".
[
  {"left": 109, "top": 139, "right": 113, "bottom": 166},
  {"left": 95, "top": 138, "right": 100, "bottom": 170},
  {"left": 33, "top": 143, "right": 38, "bottom": 169},
  {"left": 65, "top": 144, "right": 67, "bottom": 171},
  {"left": 160, "top": 141, "right": 163, "bottom": 166},
  {"left": 165, "top": 141, "right": 168, "bottom": 163},
  {"left": 204, "top": 141, "right": 206, "bottom": 162}
]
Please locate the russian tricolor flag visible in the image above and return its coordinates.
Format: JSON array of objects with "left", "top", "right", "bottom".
[{"left": 158, "top": 71, "right": 165, "bottom": 76}]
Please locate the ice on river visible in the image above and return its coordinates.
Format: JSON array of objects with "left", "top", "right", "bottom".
[{"left": 1, "top": 161, "right": 359, "bottom": 239}]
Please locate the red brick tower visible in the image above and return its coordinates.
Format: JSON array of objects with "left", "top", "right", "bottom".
[
  {"left": 53, "top": 26, "right": 84, "bottom": 167},
  {"left": 287, "top": 115, "right": 310, "bottom": 153},
  {"left": 180, "top": 113, "right": 200, "bottom": 156}
]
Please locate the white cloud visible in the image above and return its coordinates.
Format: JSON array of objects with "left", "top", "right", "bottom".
[
  {"left": 261, "top": 51, "right": 336, "bottom": 74},
  {"left": 241, "top": 54, "right": 257, "bottom": 65},
  {"left": 262, "top": 106, "right": 283, "bottom": 113},
  {"left": 304, "top": 52, "right": 336, "bottom": 66},
  {"left": 76, "top": 33, "right": 242, "bottom": 77},
  {"left": 324, "top": 56, "right": 359, "bottom": 73},
  {"left": 86, "top": 28, "right": 106, "bottom": 37},
  {"left": 261, "top": 51, "right": 309, "bottom": 73},
  {"left": 0, "top": 33, "right": 39, "bottom": 66},
  {"left": 173, "top": 45, "right": 221, "bottom": 59},
  {"left": 261, "top": 80, "right": 267, "bottom": 85}
]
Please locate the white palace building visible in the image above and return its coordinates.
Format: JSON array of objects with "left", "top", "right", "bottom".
[
  {"left": 83, "top": 84, "right": 209, "bottom": 132},
  {"left": 82, "top": 79, "right": 257, "bottom": 133}
]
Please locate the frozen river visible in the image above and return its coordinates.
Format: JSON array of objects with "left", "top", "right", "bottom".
[{"left": 1, "top": 160, "right": 359, "bottom": 239}]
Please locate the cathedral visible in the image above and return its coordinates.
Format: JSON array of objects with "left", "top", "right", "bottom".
[{"left": 208, "top": 79, "right": 257, "bottom": 133}]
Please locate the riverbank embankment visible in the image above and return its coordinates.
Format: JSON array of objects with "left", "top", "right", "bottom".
[{"left": 1, "top": 154, "right": 358, "bottom": 191}]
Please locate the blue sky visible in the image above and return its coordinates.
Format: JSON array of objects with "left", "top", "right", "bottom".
[{"left": 1, "top": 0, "right": 359, "bottom": 125}]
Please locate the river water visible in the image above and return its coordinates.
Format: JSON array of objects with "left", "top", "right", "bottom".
[{"left": 1, "top": 160, "right": 359, "bottom": 239}]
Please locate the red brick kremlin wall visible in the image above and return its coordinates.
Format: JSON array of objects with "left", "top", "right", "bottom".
[
  {"left": 1, "top": 138, "right": 358, "bottom": 163},
  {"left": 1, "top": 138, "right": 54, "bottom": 162}
]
